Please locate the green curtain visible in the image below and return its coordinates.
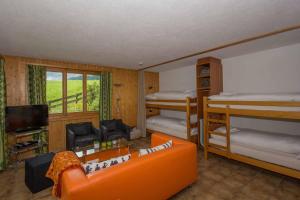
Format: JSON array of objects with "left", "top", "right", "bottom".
[
  {"left": 0, "top": 58, "right": 7, "bottom": 170},
  {"left": 99, "top": 72, "right": 112, "bottom": 121},
  {"left": 27, "top": 65, "right": 47, "bottom": 153},
  {"left": 27, "top": 65, "right": 47, "bottom": 105}
]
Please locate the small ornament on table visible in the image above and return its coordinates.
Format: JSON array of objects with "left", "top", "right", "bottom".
[
  {"left": 101, "top": 142, "right": 107, "bottom": 150},
  {"left": 107, "top": 140, "right": 112, "bottom": 148},
  {"left": 112, "top": 140, "right": 117, "bottom": 147},
  {"left": 94, "top": 140, "right": 100, "bottom": 149}
]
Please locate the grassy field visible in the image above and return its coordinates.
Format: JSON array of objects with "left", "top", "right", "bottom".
[{"left": 46, "top": 80, "right": 100, "bottom": 113}]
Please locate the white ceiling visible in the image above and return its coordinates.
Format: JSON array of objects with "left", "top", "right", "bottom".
[{"left": 0, "top": 0, "right": 300, "bottom": 70}]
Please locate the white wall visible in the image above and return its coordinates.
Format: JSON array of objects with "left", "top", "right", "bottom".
[
  {"left": 159, "top": 65, "right": 196, "bottom": 119},
  {"left": 223, "top": 43, "right": 300, "bottom": 93},
  {"left": 160, "top": 65, "right": 196, "bottom": 91},
  {"left": 159, "top": 43, "right": 300, "bottom": 135}
]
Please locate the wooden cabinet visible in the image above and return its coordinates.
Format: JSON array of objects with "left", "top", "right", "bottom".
[
  {"left": 144, "top": 72, "right": 160, "bottom": 117},
  {"left": 196, "top": 57, "right": 223, "bottom": 118}
]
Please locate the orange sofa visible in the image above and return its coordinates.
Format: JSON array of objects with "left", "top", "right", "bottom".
[{"left": 61, "top": 133, "right": 198, "bottom": 200}]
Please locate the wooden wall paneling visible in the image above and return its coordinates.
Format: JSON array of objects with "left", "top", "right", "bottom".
[
  {"left": 4, "top": 55, "right": 138, "bottom": 151},
  {"left": 4, "top": 56, "right": 28, "bottom": 106},
  {"left": 48, "top": 120, "right": 65, "bottom": 152}
]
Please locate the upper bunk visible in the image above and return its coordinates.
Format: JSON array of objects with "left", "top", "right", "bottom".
[
  {"left": 145, "top": 90, "right": 197, "bottom": 113},
  {"left": 204, "top": 92, "right": 300, "bottom": 120}
]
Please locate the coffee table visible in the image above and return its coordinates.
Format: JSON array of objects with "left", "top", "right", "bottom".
[{"left": 74, "top": 138, "right": 131, "bottom": 163}]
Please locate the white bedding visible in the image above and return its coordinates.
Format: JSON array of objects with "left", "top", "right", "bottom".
[
  {"left": 146, "top": 102, "right": 197, "bottom": 106},
  {"left": 146, "top": 116, "right": 198, "bottom": 139},
  {"left": 146, "top": 90, "right": 196, "bottom": 100},
  {"left": 209, "top": 92, "right": 300, "bottom": 101},
  {"left": 208, "top": 93, "right": 300, "bottom": 111},
  {"left": 209, "top": 138, "right": 300, "bottom": 171},
  {"left": 210, "top": 128, "right": 300, "bottom": 155}
]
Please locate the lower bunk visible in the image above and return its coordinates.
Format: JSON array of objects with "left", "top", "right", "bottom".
[
  {"left": 207, "top": 127, "right": 300, "bottom": 178},
  {"left": 146, "top": 115, "right": 198, "bottom": 143}
]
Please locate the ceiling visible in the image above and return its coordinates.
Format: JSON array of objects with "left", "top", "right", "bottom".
[{"left": 0, "top": 0, "right": 300, "bottom": 70}]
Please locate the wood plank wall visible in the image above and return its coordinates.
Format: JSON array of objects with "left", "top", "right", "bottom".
[
  {"left": 144, "top": 71, "right": 160, "bottom": 117},
  {"left": 3, "top": 55, "right": 141, "bottom": 151}
]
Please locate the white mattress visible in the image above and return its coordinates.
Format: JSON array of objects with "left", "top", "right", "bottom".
[
  {"left": 210, "top": 128, "right": 300, "bottom": 155},
  {"left": 209, "top": 138, "right": 300, "bottom": 171},
  {"left": 208, "top": 128, "right": 300, "bottom": 170},
  {"left": 146, "top": 116, "right": 198, "bottom": 139},
  {"left": 146, "top": 90, "right": 196, "bottom": 100},
  {"left": 208, "top": 93, "right": 300, "bottom": 111}
]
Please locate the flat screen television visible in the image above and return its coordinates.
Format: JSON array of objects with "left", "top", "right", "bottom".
[{"left": 5, "top": 105, "right": 49, "bottom": 132}]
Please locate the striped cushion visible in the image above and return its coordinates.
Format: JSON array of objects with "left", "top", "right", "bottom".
[
  {"left": 139, "top": 140, "right": 173, "bottom": 156},
  {"left": 82, "top": 154, "right": 131, "bottom": 174}
]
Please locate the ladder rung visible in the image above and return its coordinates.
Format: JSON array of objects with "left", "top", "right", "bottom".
[
  {"left": 208, "top": 142, "right": 227, "bottom": 150},
  {"left": 208, "top": 119, "right": 226, "bottom": 124},
  {"left": 209, "top": 131, "right": 226, "bottom": 137}
]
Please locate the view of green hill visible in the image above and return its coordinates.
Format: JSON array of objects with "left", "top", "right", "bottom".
[{"left": 46, "top": 80, "right": 100, "bottom": 113}]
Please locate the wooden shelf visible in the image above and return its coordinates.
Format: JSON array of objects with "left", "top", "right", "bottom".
[
  {"left": 198, "top": 87, "right": 211, "bottom": 90},
  {"left": 197, "top": 74, "right": 210, "bottom": 78},
  {"left": 11, "top": 143, "right": 48, "bottom": 154},
  {"left": 8, "top": 127, "right": 49, "bottom": 164},
  {"left": 196, "top": 57, "right": 223, "bottom": 119}
]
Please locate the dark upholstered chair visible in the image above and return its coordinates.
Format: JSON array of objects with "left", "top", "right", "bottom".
[
  {"left": 100, "top": 119, "right": 131, "bottom": 141},
  {"left": 66, "top": 122, "right": 101, "bottom": 150}
]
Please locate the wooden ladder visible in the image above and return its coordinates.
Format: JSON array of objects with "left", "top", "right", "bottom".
[{"left": 204, "top": 105, "right": 231, "bottom": 159}]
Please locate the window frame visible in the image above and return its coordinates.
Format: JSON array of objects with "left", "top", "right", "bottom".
[
  {"left": 46, "top": 67, "right": 101, "bottom": 116},
  {"left": 86, "top": 73, "right": 101, "bottom": 112}
]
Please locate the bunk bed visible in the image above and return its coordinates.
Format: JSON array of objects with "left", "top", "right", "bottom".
[
  {"left": 203, "top": 93, "right": 300, "bottom": 179},
  {"left": 145, "top": 90, "right": 199, "bottom": 143}
]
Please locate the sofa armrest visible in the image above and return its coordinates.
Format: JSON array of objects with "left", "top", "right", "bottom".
[
  {"left": 92, "top": 127, "right": 102, "bottom": 142},
  {"left": 61, "top": 168, "right": 88, "bottom": 200},
  {"left": 66, "top": 129, "right": 76, "bottom": 150}
]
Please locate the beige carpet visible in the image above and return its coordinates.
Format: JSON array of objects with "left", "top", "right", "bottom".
[{"left": 0, "top": 137, "right": 299, "bottom": 200}]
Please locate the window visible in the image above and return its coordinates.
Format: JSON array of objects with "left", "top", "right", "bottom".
[
  {"left": 46, "top": 71, "right": 63, "bottom": 114},
  {"left": 46, "top": 69, "right": 101, "bottom": 114},
  {"left": 87, "top": 74, "right": 100, "bottom": 111},
  {"left": 67, "top": 73, "right": 83, "bottom": 112}
]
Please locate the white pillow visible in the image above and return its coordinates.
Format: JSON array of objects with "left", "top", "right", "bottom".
[
  {"left": 139, "top": 140, "right": 172, "bottom": 156},
  {"left": 214, "top": 126, "right": 240, "bottom": 134},
  {"left": 82, "top": 154, "right": 131, "bottom": 174}
]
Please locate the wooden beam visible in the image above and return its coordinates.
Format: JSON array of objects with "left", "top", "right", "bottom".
[{"left": 140, "top": 24, "right": 300, "bottom": 71}]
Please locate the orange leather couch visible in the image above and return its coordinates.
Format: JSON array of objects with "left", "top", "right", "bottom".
[{"left": 61, "top": 133, "right": 198, "bottom": 200}]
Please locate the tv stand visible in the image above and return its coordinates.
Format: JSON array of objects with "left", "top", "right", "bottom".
[
  {"left": 15, "top": 127, "right": 42, "bottom": 133},
  {"left": 7, "top": 127, "right": 49, "bottom": 165}
]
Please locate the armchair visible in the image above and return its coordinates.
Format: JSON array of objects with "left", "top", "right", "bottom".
[
  {"left": 100, "top": 119, "right": 131, "bottom": 141},
  {"left": 66, "top": 122, "right": 101, "bottom": 150}
]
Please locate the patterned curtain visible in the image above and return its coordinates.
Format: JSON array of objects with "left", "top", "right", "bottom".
[
  {"left": 0, "top": 58, "right": 7, "bottom": 170},
  {"left": 99, "top": 72, "right": 112, "bottom": 121},
  {"left": 27, "top": 65, "right": 47, "bottom": 105},
  {"left": 27, "top": 64, "right": 48, "bottom": 153}
]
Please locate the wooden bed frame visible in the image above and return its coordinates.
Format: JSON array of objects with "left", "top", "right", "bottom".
[
  {"left": 146, "top": 97, "right": 199, "bottom": 143},
  {"left": 203, "top": 96, "right": 300, "bottom": 179}
]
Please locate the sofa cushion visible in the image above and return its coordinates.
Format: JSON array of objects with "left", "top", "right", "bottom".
[
  {"left": 139, "top": 140, "right": 173, "bottom": 156},
  {"left": 105, "top": 130, "right": 124, "bottom": 140},
  {"left": 71, "top": 123, "right": 92, "bottom": 136},
  {"left": 75, "top": 135, "right": 96, "bottom": 147},
  {"left": 82, "top": 154, "right": 131, "bottom": 174},
  {"left": 105, "top": 120, "right": 118, "bottom": 132}
]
